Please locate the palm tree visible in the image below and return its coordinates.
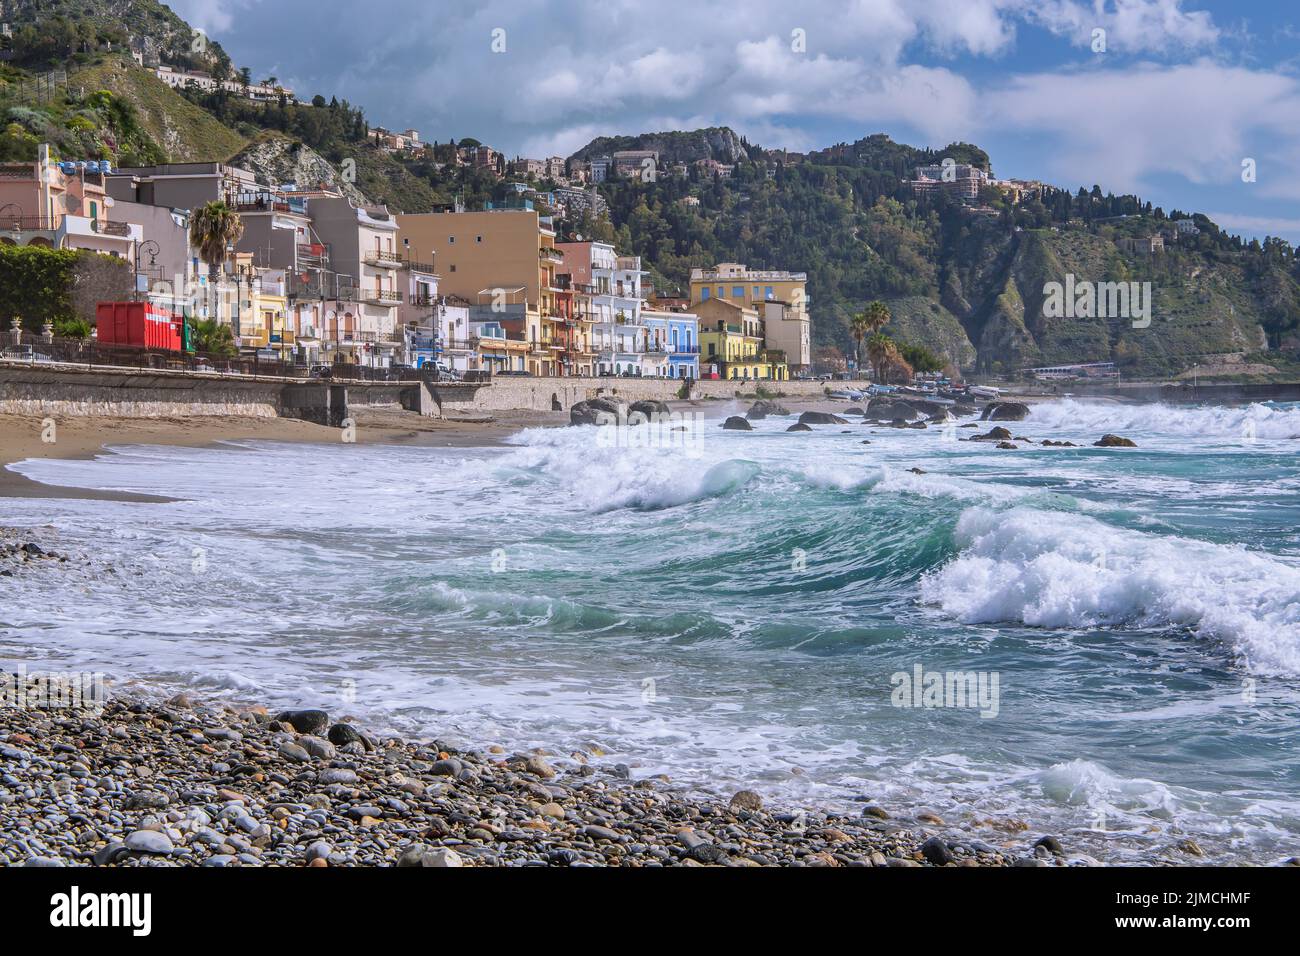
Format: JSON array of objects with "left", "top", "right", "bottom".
[
  {"left": 853, "top": 300, "right": 892, "bottom": 377},
  {"left": 864, "top": 300, "right": 891, "bottom": 335},
  {"left": 189, "top": 200, "right": 243, "bottom": 336},
  {"left": 866, "top": 332, "right": 892, "bottom": 384},
  {"left": 850, "top": 313, "right": 870, "bottom": 375}
]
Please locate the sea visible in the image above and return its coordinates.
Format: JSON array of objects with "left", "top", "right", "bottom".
[{"left": 2, "top": 397, "right": 1299, "bottom": 864}]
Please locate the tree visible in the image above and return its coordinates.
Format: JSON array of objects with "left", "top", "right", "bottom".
[
  {"left": 865, "top": 332, "right": 891, "bottom": 383},
  {"left": 188, "top": 201, "right": 243, "bottom": 332},
  {"left": 851, "top": 300, "right": 890, "bottom": 374},
  {"left": 191, "top": 318, "right": 236, "bottom": 358}
]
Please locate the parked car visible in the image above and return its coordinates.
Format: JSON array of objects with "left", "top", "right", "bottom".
[{"left": 308, "top": 364, "right": 333, "bottom": 380}]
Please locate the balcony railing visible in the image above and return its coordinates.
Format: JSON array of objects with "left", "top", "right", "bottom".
[
  {"left": 94, "top": 220, "right": 132, "bottom": 237},
  {"left": 364, "top": 249, "right": 403, "bottom": 268},
  {"left": 0, "top": 216, "right": 58, "bottom": 232}
]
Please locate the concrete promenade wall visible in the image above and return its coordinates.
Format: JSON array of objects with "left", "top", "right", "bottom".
[
  {"left": 0, "top": 363, "right": 284, "bottom": 418},
  {"left": 449, "top": 376, "right": 831, "bottom": 413},
  {"left": 0, "top": 362, "right": 827, "bottom": 421}
]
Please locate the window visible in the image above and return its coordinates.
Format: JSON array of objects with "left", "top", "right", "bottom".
[
  {"left": 765, "top": 286, "right": 774, "bottom": 299},
  {"left": 448, "top": 236, "right": 455, "bottom": 243},
  {"left": 732, "top": 286, "right": 744, "bottom": 298},
  {"left": 450, "top": 265, "right": 456, "bottom": 272},
  {"left": 717, "top": 286, "right": 724, "bottom": 298},
  {"left": 476, "top": 236, "right": 482, "bottom": 243},
  {"left": 700, "top": 287, "right": 710, "bottom": 301},
  {"left": 753, "top": 286, "right": 760, "bottom": 298}
]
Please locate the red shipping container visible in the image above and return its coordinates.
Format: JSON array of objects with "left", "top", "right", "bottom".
[{"left": 96, "top": 302, "right": 182, "bottom": 351}]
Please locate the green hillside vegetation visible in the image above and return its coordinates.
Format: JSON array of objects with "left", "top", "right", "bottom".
[{"left": 3, "top": 1, "right": 1298, "bottom": 378}]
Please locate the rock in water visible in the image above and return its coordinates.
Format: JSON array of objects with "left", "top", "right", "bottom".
[
  {"left": 629, "top": 399, "right": 671, "bottom": 422},
  {"left": 1094, "top": 434, "right": 1137, "bottom": 447},
  {"left": 569, "top": 397, "right": 625, "bottom": 426},
  {"left": 746, "top": 399, "right": 790, "bottom": 420},
  {"left": 971, "top": 426, "right": 1013, "bottom": 442},
  {"left": 980, "top": 401, "right": 1030, "bottom": 421},
  {"left": 276, "top": 709, "right": 329, "bottom": 734},
  {"left": 722, "top": 416, "right": 753, "bottom": 431},
  {"left": 786, "top": 423, "right": 813, "bottom": 432},
  {"left": 797, "top": 411, "right": 848, "bottom": 425}
]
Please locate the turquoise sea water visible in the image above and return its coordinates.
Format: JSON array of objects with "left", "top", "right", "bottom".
[{"left": 2, "top": 398, "right": 1299, "bottom": 864}]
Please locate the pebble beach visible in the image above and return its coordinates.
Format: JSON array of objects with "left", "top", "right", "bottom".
[{"left": 0, "top": 687, "right": 1079, "bottom": 868}]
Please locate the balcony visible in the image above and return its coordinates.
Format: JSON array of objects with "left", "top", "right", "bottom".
[
  {"left": 364, "top": 249, "right": 403, "bottom": 268},
  {"left": 342, "top": 287, "right": 403, "bottom": 305},
  {"left": 539, "top": 247, "right": 564, "bottom": 263}
]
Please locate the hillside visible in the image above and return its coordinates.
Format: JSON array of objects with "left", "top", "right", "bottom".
[
  {"left": 571, "top": 127, "right": 751, "bottom": 165},
  {"left": 3, "top": 2, "right": 1298, "bottom": 378}
]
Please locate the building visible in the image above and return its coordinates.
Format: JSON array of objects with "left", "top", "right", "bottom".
[
  {"left": 589, "top": 157, "right": 611, "bottom": 183},
  {"left": 309, "top": 195, "right": 404, "bottom": 368},
  {"left": 110, "top": 199, "right": 196, "bottom": 312},
  {"left": 612, "top": 150, "right": 659, "bottom": 179},
  {"left": 554, "top": 186, "right": 608, "bottom": 219},
  {"left": 0, "top": 147, "right": 141, "bottom": 260},
  {"left": 396, "top": 208, "right": 563, "bottom": 375},
  {"left": 154, "top": 66, "right": 294, "bottom": 103},
  {"left": 760, "top": 299, "right": 811, "bottom": 372},
  {"left": 544, "top": 156, "right": 566, "bottom": 180},
  {"left": 508, "top": 157, "right": 546, "bottom": 178},
  {"left": 689, "top": 262, "right": 808, "bottom": 372},
  {"left": 694, "top": 297, "right": 787, "bottom": 380},
  {"left": 641, "top": 308, "right": 699, "bottom": 379},
  {"left": 906, "top": 163, "right": 989, "bottom": 202},
  {"left": 1117, "top": 235, "right": 1165, "bottom": 255},
  {"left": 373, "top": 127, "right": 423, "bottom": 153}
]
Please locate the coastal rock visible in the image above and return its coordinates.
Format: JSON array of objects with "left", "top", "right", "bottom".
[
  {"left": 569, "top": 398, "right": 626, "bottom": 426},
  {"left": 866, "top": 400, "right": 919, "bottom": 421},
  {"left": 995, "top": 441, "right": 1018, "bottom": 449},
  {"left": 981, "top": 401, "right": 1031, "bottom": 422},
  {"left": 920, "top": 836, "right": 955, "bottom": 866},
  {"left": 1034, "top": 835, "right": 1065, "bottom": 857},
  {"left": 629, "top": 399, "right": 671, "bottom": 423},
  {"left": 798, "top": 411, "right": 848, "bottom": 426},
  {"left": 722, "top": 416, "right": 753, "bottom": 431},
  {"left": 1094, "top": 434, "right": 1137, "bottom": 447},
  {"left": 730, "top": 790, "right": 763, "bottom": 812},
  {"left": 1041, "top": 439, "right": 1077, "bottom": 447},
  {"left": 275, "top": 709, "right": 330, "bottom": 735},
  {"left": 971, "top": 426, "right": 1013, "bottom": 442},
  {"left": 786, "top": 423, "right": 813, "bottom": 432},
  {"left": 327, "top": 722, "right": 365, "bottom": 747},
  {"left": 746, "top": 399, "right": 790, "bottom": 420}
]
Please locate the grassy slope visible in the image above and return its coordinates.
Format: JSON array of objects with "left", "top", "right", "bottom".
[{"left": 74, "top": 58, "right": 246, "bottom": 162}]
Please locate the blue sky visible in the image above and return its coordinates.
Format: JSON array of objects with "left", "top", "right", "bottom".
[{"left": 171, "top": 1, "right": 1300, "bottom": 242}]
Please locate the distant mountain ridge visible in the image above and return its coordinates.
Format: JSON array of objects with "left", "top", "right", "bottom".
[
  {"left": 570, "top": 127, "right": 750, "bottom": 165},
  {"left": 2, "top": 0, "right": 1297, "bottom": 377}
]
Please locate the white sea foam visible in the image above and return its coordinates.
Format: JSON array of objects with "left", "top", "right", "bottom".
[
  {"left": 1027, "top": 399, "right": 1300, "bottom": 441},
  {"left": 921, "top": 506, "right": 1300, "bottom": 674}
]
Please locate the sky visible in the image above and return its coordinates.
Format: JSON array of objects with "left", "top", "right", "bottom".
[{"left": 169, "top": 0, "right": 1300, "bottom": 242}]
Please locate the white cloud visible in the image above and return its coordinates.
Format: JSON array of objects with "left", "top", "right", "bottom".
[{"left": 988, "top": 60, "right": 1300, "bottom": 194}]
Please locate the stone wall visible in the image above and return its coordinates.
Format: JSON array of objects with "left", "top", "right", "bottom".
[
  {"left": 448, "top": 377, "right": 830, "bottom": 413},
  {"left": 0, "top": 363, "right": 284, "bottom": 418}
]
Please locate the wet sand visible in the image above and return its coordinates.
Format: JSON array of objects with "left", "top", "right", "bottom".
[{"left": 0, "top": 407, "right": 566, "bottom": 501}]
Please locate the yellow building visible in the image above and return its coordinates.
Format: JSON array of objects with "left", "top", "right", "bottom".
[
  {"left": 690, "top": 262, "right": 808, "bottom": 373},
  {"left": 395, "top": 208, "right": 564, "bottom": 375},
  {"left": 694, "top": 298, "right": 788, "bottom": 380}
]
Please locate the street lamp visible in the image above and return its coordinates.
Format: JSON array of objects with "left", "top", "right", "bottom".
[{"left": 134, "top": 239, "right": 159, "bottom": 301}]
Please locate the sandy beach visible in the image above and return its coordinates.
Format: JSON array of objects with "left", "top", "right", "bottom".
[{"left": 0, "top": 405, "right": 569, "bottom": 501}]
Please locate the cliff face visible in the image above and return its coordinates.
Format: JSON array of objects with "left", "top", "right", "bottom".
[{"left": 231, "top": 135, "right": 368, "bottom": 204}]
